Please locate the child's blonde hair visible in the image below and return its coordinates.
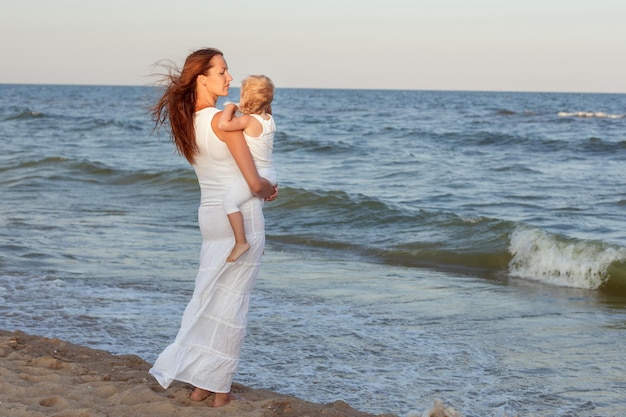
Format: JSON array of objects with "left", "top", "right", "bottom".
[{"left": 239, "top": 75, "right": 274, "bottom": 115}]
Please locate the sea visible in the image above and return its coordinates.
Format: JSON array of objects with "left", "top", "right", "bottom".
[{"left": 1, "top": 84, "right": 625, "bottom": 417}]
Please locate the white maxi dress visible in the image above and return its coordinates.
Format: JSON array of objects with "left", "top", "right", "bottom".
[{"left": 149, "top": 107, "right": 265, "bottom": 393}]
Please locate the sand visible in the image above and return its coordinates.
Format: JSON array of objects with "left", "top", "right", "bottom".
[
  {"left": 0, "top": 330, "right": 464, "bottom": 417},
  {"left": 0, "top": 329, "right": 407, "bottom": 417}
]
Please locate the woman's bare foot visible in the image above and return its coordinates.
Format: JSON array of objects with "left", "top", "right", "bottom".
[
  {"left": 227, "top": 242, "right": 250, "bottom": 262},
  {"left": 212, "top": 392, "right": 232, "bottom": 407},
  {"left": 190, "top": 387, "right": 212, "bottom": 402},
  {"left": 212, "top": 392, "right": 244, "bottom": 407}
]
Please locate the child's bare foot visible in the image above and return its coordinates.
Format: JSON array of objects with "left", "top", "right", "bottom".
[
  {"left": 190, "top": 387, "right": 212, "bottom": 402},
  {"left": 227, "top": 242, "right": 250, "bottom": 262}
]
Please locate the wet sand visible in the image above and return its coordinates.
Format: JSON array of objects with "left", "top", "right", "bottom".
[{"left": 0, "top": 329, "right": 415, "bottom": 417}]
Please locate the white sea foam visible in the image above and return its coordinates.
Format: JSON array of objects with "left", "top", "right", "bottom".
[
  {"left": 558, "top": 111, "right": 624, "bottom": 119},
  {"left": 508, "top": 227, "right": 626, "bottom": 289}
]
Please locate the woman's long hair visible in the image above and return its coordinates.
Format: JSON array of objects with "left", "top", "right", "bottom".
[{"left": 151, "top": 48, "right": 223, "bottom": 164}]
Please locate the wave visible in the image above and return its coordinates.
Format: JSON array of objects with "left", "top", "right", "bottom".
[
  {"left": 1, "top": 156, "right": 197, "bottom": 191},
  {"left": 1, "top": 106, "right": 146, "bottom": 132},
  {"left": 427, "top": 129, "right": 626, "bottom": 156},
  {"left": 578, "top": 137, "right": 626, "bottom": 154},
  {"left": 65, "top": 117, "right": 146, "bottom": 132},
  {"left": 2, "top": 108, "right": 48, "bottom": 121},
  {"left": 266, "top": 187, "right": 509, "bottom": 263},
  {"left": 558, "top": 111, "right": 625, "bottom": 119},
  {"left": 495, "top": 109, "right": 536, "bottom": 116},
  {"left": 508, "top": 227, "right": 626, "bottom": 291},
  {"left": 278, "top": 132, "right": 355, "bottom": 154},
  {"left": 266, "top": 187, "right": 626, "bottom": 293},
  {"left": 493, "top": 107, "right": 625, "bottom": 119}
]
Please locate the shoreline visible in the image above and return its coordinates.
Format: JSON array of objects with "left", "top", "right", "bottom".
[{"left": 1, "top": 329, "right": 404, "bottom": 417}]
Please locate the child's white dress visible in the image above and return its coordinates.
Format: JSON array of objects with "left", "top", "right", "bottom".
[{"left": 223, "top": 114, "right": 276, "bottom": 214}]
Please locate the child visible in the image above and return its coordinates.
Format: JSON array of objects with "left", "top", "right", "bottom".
[{"left": 218, "top": 75, "right": 277, "bottom": 262}]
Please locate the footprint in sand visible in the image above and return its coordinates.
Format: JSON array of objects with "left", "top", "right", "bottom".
[{"left": 39, "top": 396, "right": 60, "bottom": 407}]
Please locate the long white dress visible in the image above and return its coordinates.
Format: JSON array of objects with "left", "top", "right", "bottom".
[{"left": 149, "top": 107, "right": 265, "bottom": 393}]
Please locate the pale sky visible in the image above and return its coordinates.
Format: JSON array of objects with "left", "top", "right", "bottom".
[{"left": 1, "top": 0, "right": 625, "bottom": 93}]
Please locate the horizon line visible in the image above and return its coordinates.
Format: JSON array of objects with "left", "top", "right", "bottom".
[{"left": 1, "top": 82, "right": 625, "bottom": 95}]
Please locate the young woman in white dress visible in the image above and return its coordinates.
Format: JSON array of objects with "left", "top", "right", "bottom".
[{"left": 148, "top": 48, "right": 277, "bottom": 408}]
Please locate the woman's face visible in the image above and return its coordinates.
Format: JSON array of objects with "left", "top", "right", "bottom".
[{"left": 205, "top": 55, "right": 233, "bottom": 97}]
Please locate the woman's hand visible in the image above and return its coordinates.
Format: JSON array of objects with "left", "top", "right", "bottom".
[{"left": 265, "top": 185, "right": 278, "bottom": 202}]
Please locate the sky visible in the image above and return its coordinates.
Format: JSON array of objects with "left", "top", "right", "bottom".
[{"left": 1, "top": 0, "right": 625, "bottom": 93}]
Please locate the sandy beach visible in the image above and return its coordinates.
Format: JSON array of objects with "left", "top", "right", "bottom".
[{"left": 0, "top": 329, "right": 408, "bottom": 417}]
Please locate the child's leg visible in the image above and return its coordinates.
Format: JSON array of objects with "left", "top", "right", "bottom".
[
  {"left": 223, "top": 176, "right": 256, "bottom": 262},
  {"left": 226, "top": 210, "right": 250, "bottom": 262}
]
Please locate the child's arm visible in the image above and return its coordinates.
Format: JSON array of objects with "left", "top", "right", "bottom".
[{"left": 218, "top": 103, "right": 251, "bottom": 132}]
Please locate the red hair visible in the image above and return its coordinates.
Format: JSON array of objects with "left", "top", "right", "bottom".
[{"left": 151, "top": 48, "right": 223, "bottom": 163}]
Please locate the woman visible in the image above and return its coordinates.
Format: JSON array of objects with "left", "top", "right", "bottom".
[{"left": 148, "top": 48, "right": 277, "bottom": 408}]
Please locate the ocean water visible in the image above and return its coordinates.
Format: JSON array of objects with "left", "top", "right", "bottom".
[{"left": 1, "top": 84, "right": 625, "bottom": 417}]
